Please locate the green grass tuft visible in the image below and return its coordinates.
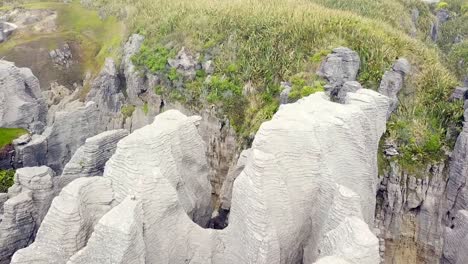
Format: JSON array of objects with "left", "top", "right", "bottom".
[
  {"left": 0, "top": 128, "right": 28, "bottom": 149},
  {"left": 0, "top": 169, "right": 15, "bottom": 193}
]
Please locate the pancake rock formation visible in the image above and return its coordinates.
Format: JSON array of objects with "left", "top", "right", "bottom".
[
  {"left": 0, "top": 60, "right": 47, "bottom": 134},
  {"left": 12, "top": 87, "right": 389, "bottom": 263}
]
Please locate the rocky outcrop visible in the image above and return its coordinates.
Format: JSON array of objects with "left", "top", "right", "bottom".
[
  {"left": 0, "top": 60, "right": 47, "bottom": 134},
  {"left": 443, "top": 210, "right": 468, "bottom": 264},
  {"left": 67, "top": 196, "right": 146, "bottom": 264},
  {"left": 168, "top": 47, "right": 198, "bottom": 81},
  {"left": 86, "top": 58, "right": 125, "bottom": 113},
  {"left": 58, "top": 129, "right": 129, "bottom": 189},
  {"left": 280, "top": 82, "right": 292, "bottom": 104},
  {"left": 317, "top": 47, "right": 360, "bottom": 95},
  {"left": 121, "top": 34, "right": 146, "bottom": 105},
  {"left": 15, "top": 58, "right": 126, "bottom": 173},
  {"left": 49, "top": 43, "right": 73, "bottom": 69},
  {"left": 0, "top": 128, "right": 126, "bottom": 264},
  {"left": 375, "top": 161, "right": 447, "bottom": 264},
  {"left": 0, "top": 167, "right": 55, "bottom": 264},
  {"left": 440, "top": 107, "right": 468, "bottom": 264},
  {"left": 378, "top": 58, "right": 411, "bottom": 117},
  {"left": 11, "top": 177, "right": 114, "bottom": 264},
  {"left": 0, "top": 191, "right": 34, "bottom": 264},
  {"left": 14, "top": 87, "right": 389, "bottom": 263}
]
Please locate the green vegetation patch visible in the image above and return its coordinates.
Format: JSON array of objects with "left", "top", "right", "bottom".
[
  {"left": 80, "top": 0, "right": 463, "bottom": 171},
  {"left": 0, "top": 1, "right": 125, "bottom": 78},
  {"left": 121, "top": 104, "right": 136, "bottom": 118},
  {"left": 0, "top": 169, "right": 15, "bottom": 193},
  {"left": 0, "top": 128, "right": 28, "bottom": 149}
]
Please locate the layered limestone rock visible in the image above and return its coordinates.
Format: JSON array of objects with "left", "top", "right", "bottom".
[
  {"left": 1, "top": 129, "right": 127, "bottom": 264},
  {"left": 0, "top": 167, "right": 55, "bottom": 264},
  {"left": 0, "top": 60, "right": 47, "bottom": 134},
  {"left": 11, "top": 177, "right": 114, "bottom": 264},
  {"left": 15, "top": 59, "right": 126, "bottom": 173},
  {"left": 14, "top": 88, "right": 389, "bottom": 263},
  {"left": 0, "top": 191, "right": 34, "bottom": 264},
  {"left": 57, "top": 129, "right": 129, "bottom": 190},
  {"left": 67, "top": 197, "right": 146, "bottom": 264}
]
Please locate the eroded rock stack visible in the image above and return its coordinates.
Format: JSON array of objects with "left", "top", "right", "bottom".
[
  {"left": 0, "top": 166, "right": 54, "bottom": 264},
  {"left": 0, "top": 60, "right": 47, "bottom": 134},
  {"left": 12, "top": 86, "right": 389, "bottom": 263},
  {"left": 0, "top": 129, "right": 127, "bottom": 264}
]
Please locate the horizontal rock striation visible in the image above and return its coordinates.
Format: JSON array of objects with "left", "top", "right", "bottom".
[
  {"left": 0, "top": 167, "right": 55, "bottom": 264},
  {"left": 13, "top": 87, "right": 389, "bottom": 263},
  {"left": 11, "top": 177, "right": 114, "bottom": 264},
  {"left": 58, "top": 129, "right": 129, "bottom": 189}
]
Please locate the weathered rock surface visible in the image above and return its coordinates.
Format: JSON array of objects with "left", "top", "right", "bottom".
[
  {"left": 378, "top": 58, "right": 411, "bottom": 117},
  {"left": 280, "top": 81, "right": 292, "bottom": 104},
  {"left": 58, "top": 129, "right": 129, "bottom": 189},
  {"left": 219, "top": 148, "right": 251, "bottom": 211},
  {"left": 86, "top": 58, "right": 125, "bottom": 113},
  {"left": 49, "top": 43, "right": 73, "bottom": 69},
  {"left": 317, "top": 47, "right": 360, "bottom": 93},
  {"left": 375, "top": 161, "right": 447, "bottom": 264},
  {"left": 15, "top": 58, "right": 126, "bottom": 173},
  {"left": 0, "top": 21, "right": 17, "bottom": 43},
  {"left": 11, "top": 177, "right": 114, "bottom": 264},
  {"left": 443, "top": 210, "right": 468, "bottom": 264},
  {"left": 0, "top": 167, "right": 55, "bottom": 264},
  {"left": 14, "top": 89, "right": 389, "bottom": 263},
  {"left": 0, "top": 60, "right": 47, "bottom": 134},
  {"left": 0, "top": 191, "right": 34, "bottom": 264},
  {"left": 121, "top": 34, "right": 146, "bottom": 105},
  {"left": 68, "top": 197, "right": 146, "bottom": 264}
]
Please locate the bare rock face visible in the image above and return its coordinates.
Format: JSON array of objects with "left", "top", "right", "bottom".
[
  {"left": 121, "top": 34, "right": 146, "bottom": 105},
  {"left": 60, "top": 129, "right": 129, "bottom": 178},
  {"left": 15, "top": 59, "right": 126, "bottom": 173},
  {"left": 0, "top": 167, "right": 55, "bottom": 264},
  {"left": 1, "top": 129, "right": 127, "bottom": 264},
  {"left": 11, "top": 177, "right": 114, "bottom": 264},
  {"left": 0, "top": 60, "right": 47, "bottom": 134},
  {"left": 443, "top": 210, "right": 468, "bottom": 264},
  {"left": 219, "top": 149, "right": 251, "bottom": 211},
  {"left": 13, "top": 88, "right": 389, "bottom": 263},
  {"left": 0, "top": 191, "right": 34, "bottom": 264},
  {"left": 317, "top": 47, "right": 360, "bottom": 94},
  {"left": 86, "top": 58, "right": 125, "bottom": 113},
  {"left": 67, "top": 197, "right": 146, "bottom": 264},
  {"left": 378, "top": 58, "right": 411, "bottom": 118},
  {"left": 49, "top": 43, "right": 73, "bottom": 69}
]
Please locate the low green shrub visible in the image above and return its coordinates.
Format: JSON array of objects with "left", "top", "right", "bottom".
[
  {"left": 121, "top": 104, "right": 136, "bottom": 118},
  {"left": 0, "top": 170, "right": 15, "bottom": 193}
]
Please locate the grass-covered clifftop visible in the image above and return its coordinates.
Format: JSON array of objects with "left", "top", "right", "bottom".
[{"left": 3, "top": 0, "right": 467, "bottom": 173}]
